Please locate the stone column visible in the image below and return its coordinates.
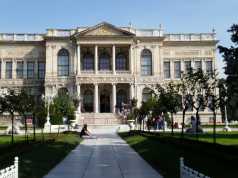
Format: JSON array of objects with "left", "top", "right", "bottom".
[
  {"left": 129, "top": 45, "right": 133, "bottom": 74},
  {"left": 112, "top": 83, "right": 116, "bottom": 113},
  {"left": 181, "top": 59, "right": 185, "bottom": 76},
  {"left": 77, "top": 84, "right": 81, "bottom": 113},
  {"left": 1, "top": 59, "right": 5, "bottom": 79},
  {"left": 77, "top": 45, "right": 81, "bottom": 75},
  {"left": 130, "top": 83, "right": 135, "bottom": 100},
  {"left": 202, "top": 58, "right": 206, "bottom": 72},
  {"left": 112, "top": 45, "right": 116, "bottom": 74},
  {"left": 94, "top": 83, "right": 98, "bottom": 113},
  {"left": 34, "top": 60, "right": 38, "bottom": 79},
  {"left": 45, "top": 45, "right": 52, "bottom": 77},
  {"left": 170, "top": 59, "right": 174, "bottom": 79},
  {"left": 12, "top": 59, "right": 16, "bottom": 79},
  {"left": 23, "top": 60, "right": 27, "bottom": 79},
  {"left": 95, "top": 45, "right": 98, "bottom": 74}
]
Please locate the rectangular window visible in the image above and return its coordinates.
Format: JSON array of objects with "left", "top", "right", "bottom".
[
  {"left": 174, "top": 61, "right": 181, "bottom": 78},
  {"left": 163, "top": 61, "right": 171, "bottom": 79},
  {"left": 206, "top": 61, "right": 213, "bottom": 75},
  {"left": 38, "top": 62, "right": 45, "bottom": 79},
  {"left": 5, "top": 61, "right": 12, "bottom": 79},
  {"left": 194, "top": 61, "right": 202, "bottom": 71},
  {"left": 16, "top": 61, "right": 24, "bottom": 79},
  {"left": 27, "top": 61, "right": 34, "bottom": 79},
  {"left": 184, "top": 61, "right": 191, "bottom": 74}
]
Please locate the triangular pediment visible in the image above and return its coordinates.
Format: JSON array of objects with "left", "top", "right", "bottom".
[{"left": 75, "top": 22, "right": 135, "bottom": 37}]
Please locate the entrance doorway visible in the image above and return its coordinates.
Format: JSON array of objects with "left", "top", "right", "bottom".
[{"left": 100, "top": 91, "right": 111, "bottom": 113}]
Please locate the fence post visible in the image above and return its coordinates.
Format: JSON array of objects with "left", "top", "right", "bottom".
[
  {"left": 14, "top": 157, "right": 19, "bottom": 178},
  {"left": 180, "top": 157, "right": 184, "bottom": 178}
]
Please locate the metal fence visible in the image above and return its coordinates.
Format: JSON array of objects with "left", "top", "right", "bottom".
[
  {"left": 180, "top": 157, "right": 210, "bottom": 178},
  {"left": 0, "top": 157, "right": 18, "bottom": 178}
]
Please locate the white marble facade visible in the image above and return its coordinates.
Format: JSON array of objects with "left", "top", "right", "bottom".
[{"left": 0, "top": 22, "right": 220, "bottom": 124}]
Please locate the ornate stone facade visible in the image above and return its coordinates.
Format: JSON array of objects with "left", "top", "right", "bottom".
[{"left": 0, "top": 22, "right": 220, "bottom": 124}]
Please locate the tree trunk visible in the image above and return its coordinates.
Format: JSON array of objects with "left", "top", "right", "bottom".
[
  {"left": 213, "top": 111, "right": 216, "bottom": 144},
  {"left": 171, "top": 113, "right": 174, "bottom": 136},
  {"left": 181, "top": 109, "right": 186, "bottom": 138},
  {"left": 41, "top": 128, "right": 44, "bottom": 142},
  {"left": 57, "top": 125, "right": 60, "bottom": 137},
  {"left": 33, "top": 114, "right": 36, "bottom": 141},
  {"left": 195, "top": 109, "right": 199, "bottom": 141},
  {"left": 24, "top": 115, "right": 29, "bottom": 143},
  {"left": 11, "top": 114, "right": 14, "bottom": 144}
]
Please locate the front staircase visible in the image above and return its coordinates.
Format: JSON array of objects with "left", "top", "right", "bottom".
[{"left": 76, "top": 113, "right": 126, "bottom": 126}]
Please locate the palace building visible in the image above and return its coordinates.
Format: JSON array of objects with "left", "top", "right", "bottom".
[{"left": 0, "top": 22, "right": 220, "bottom": 125}]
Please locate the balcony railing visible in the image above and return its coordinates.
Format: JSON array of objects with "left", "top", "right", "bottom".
[
  {"left": 0, "top": 33, "right": 43, "bottom": 41},
  {"left": 98, "top": 70, "right": 113, "bottom": 74},
  {"left": 80, "top": 70, "right": 130, "bottom": 75},
  {"left": 116, "top": 70, "right": 130, "bottom": 74},
  {"left": 165, "top": 33, "right": 216, "bottom": 41},
  {"left": 81, "top": 70, "right": 95, "bottom": 74}
]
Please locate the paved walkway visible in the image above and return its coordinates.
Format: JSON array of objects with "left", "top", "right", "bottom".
[{"left": 44, "top": 132, "right": 163, "bottom": 178}]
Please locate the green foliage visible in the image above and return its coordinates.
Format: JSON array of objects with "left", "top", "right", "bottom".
[
  {"left": 17, "top": 90, "right": 34, "bottom": 114},
  {"left": 218, "top": 24, "right": 238, "bottom": 120},
  {"left": 50, "top": 93, "right": 76, "bottom": 125},
  {"left": 34, "top": 98, "right": 47, "bottom": 129}
]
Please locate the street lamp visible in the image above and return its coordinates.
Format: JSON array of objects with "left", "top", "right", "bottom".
[
  {"left": 42, "top": 94, "right": 52, "bottom": 127},
  {"left": 223, "top": 85, "right": 231, "bottom": 132}
]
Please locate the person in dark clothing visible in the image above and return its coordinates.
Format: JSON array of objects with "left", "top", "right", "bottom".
[{"left": 80, "top": 124, "right": 91, "bottom": 138}]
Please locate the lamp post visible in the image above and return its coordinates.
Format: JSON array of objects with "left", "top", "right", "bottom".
[
  {"left": 223, "top": 85, "right": 231, "bottom": 132},
  {"left": 42, "top": 94, "right": 52, "bottom": 128}
]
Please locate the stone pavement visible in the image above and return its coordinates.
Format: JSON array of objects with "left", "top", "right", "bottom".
[{"left": 44, "top": 131, "right": 163, "bottom": 178}]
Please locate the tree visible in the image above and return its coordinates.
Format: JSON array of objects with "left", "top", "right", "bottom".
[
  {"left": 34, "top": 97, "right": 47, "bottom": 142},
  {"left": 178, "top": 75, "right": 192, "bottom": 138},
  {"left": 3, "top": 90, "right": 20, "bottom": 144},
  {"left": 207, "top": 71, "right": 222, "bottom": 144},
  {"left": 154, "top": 83, "right": 181, "bottom": 135},
  {"left": 164, "top": 82, "right": 181, "bottom": 135},
  {"left": 50, "top": 92, "right": 76, "bottom": 135},
  {"left": 218, "top": 24, "right": 238, "bottom": 121},
  {"left": 185, "top": 69, "right": 210, "bottom": 139},
  {"left": 17, "top": 90, "right": 35, "bottom": 143}
]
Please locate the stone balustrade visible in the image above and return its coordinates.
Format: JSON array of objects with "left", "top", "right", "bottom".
[
  {"left": 0, "top": 33, "right": 43, "bottom": 41},
  {"left": 165, "top": 33, "right": 216, "bottom": 41},
  {"left": 135, "top": 29, "right": 164, "bottom": 37},
  {"left": 46, "top": 29, "right": 75, "bottom": 37}
]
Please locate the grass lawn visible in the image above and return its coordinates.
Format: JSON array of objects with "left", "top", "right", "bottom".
[
  {"left": 0, "top": 132, "right": 82, "bottom": 178},
  {"left": 119, "top": 131, "right": 238, "bottom": 178}
]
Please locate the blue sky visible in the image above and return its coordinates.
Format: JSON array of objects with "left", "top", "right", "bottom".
[{"left": 1, "top": 0, "right": 237, "bottom": 77}]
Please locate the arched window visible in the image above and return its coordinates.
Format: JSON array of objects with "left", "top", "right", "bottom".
[
  {"left": 99, "top": 52, "right": 110, "bottom": 70},
  {"left": 83, "top": 90, "right": 94, "bottom": 112},
  {"left": 142, "top": 88, "right": 152, "bottom": 102},
  {"left": 141, "top": 49, "right": 152, "bottom": 76},
  {"left": 82, "top": 53, "right": 94, "bottom": 70},
  {"left": 116, "top": 53, "right": 127, "bottom": 70},
  {"left": 116, "top": 89, "right": 128, "bottom": 107},
  {"left": 58, "top": 49, "right": 69, "bottom": 76}
]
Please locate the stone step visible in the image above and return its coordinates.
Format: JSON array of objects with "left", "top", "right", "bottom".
[{"left": 76, "top": 113, "right": 126, "bottom": 125}]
